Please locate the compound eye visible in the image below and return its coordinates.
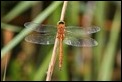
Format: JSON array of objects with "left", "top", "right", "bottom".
[{"left": 57, "top": 21, "right": 65, "bottom": 25}]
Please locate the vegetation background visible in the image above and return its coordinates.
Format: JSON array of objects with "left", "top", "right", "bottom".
[{"left": 1, "top": 1, "right": 121, "bottom": 81}]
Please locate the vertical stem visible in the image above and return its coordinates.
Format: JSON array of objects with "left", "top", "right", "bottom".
[
  {"left": 46, "top": 38, "right": 59, "bottom": 81},
  {"left": 60, "top": 1, "right": 68, "bottom": 21},
  {"left": 46, "top": 1, "right": 68, "bottom": 81},
  {"left": 3, "top": 57, "right": 8, "bottom": 81},
  {"left": 98, "top": 7, "right": 121, "bottom": 81}
]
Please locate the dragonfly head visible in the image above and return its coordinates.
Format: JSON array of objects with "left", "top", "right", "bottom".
[{"left": 57, "top": 21, "right": 65, "bottom": 25}]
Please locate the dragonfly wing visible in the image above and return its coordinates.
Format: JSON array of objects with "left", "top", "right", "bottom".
[
  {"left": 25, "top": 33, "right": 55, "bottom": 45},
  {"left": 24, "top": 22, "right": 57, "bottom": 33},
  {"left": 65, "top": 26, "right": 100, "bottom": 36},
  {"left": 64, "top": 36, "right": 98, "bottom": 47}
]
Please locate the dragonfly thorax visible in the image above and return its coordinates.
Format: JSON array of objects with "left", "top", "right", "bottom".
[{"left": 57, "top": 23, "right": 65, "bottom": 40}]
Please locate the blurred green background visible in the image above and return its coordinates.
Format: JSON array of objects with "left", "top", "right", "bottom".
[{"left": 1, "top": 1, "right": 121, "bottom": 81}]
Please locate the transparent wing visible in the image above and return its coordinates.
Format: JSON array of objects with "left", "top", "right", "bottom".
[
  {"left": 24, "top": 22, "right": 57, "bottom": 34},
  {"left": 65, "top": 26, "right": 100, "bottom": 36},
  {"left": 25, "top": 33, "right": 56, "bottom": 45},
  {"left": 64, "top": 36, "right": 98, "bottom": 47}
]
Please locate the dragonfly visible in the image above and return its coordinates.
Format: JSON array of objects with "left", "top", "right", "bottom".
[{"left": 24, "top": 21, "right": 100, "bottom": 69}]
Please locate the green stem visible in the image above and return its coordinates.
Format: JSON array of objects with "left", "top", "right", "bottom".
[
  {"left": 2, "top": 1, "right": 38, "bottom": 22},
  {"left": 1, "top": 22, "right": 22, "bottom": 32},
  {"left": 98, "top": 7, "right": 121, "bottom": 81}
]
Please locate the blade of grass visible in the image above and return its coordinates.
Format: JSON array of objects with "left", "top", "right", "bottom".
[
  {"left": 93, "top": 1, "right": 106, "bottom": 79},
  {"left": 1, "top": 1, "right": 63, "bottom": 59},
  {"left": 98, "top": 7, "right": 121, "bottom": 81},
  {"left": 1, "top": 22, "right": 22, "bottom": 32},
  {"left": 2, "top": 1, "right": 39, "bottom": 22},
  {"left": 2, "top": 57, "right": 8, "bottom": 81}
]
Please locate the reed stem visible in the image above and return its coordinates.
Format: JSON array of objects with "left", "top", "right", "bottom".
[{"left": 46, "top": 1, "right": 68, "bottom": 81}]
